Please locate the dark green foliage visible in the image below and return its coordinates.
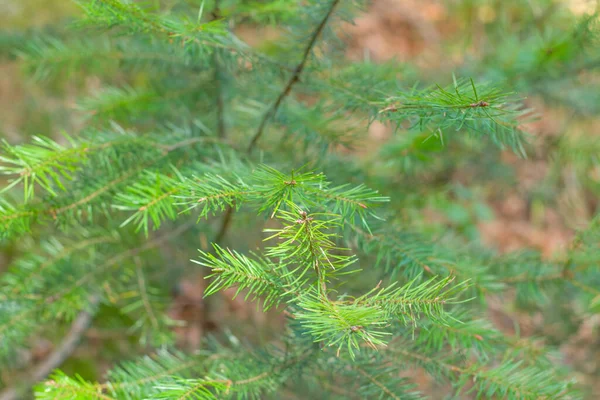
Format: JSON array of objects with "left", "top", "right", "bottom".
[{"left": 1, "top": 0, "right": 599, "bottom": 399}]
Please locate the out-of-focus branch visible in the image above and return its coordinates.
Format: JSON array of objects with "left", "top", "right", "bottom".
[
  {"left": 0, "top": 296, "right": 100, "bottom": 400},
  {"left": 212, "top": 0, "right": 226, "bottom": 139}
]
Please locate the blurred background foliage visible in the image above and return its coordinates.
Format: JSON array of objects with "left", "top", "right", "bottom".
[{"left": 1, "top": 0, "right": 599, "bottom": 398}]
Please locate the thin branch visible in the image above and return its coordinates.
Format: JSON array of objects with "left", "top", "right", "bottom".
[
  {"left": 158, "top": 136, "right": 231, "bottom": 152},
  {"left": 246, "top": 0, "right": 340, "bottom": 153},
  {"left": 98, "top": 360, "right": 199, "bottom": 391},
  {"left": 57, "top": 221, "right": 196, "bottom": 301},
  {"left": 348, "top": 223, "right": 437, "bottom": 277},
  {"left": 0, "top": 296, "right": 100, "bottom": 400},
  {"left": 356, "top": 368, "right": 401, "bottom": 400},
  {"left": 212, "top": 0, "right": 341, "bottom": 248},
  {"left": 135, "top": 258, "right": 160, "bottom": 331},
  {"left": 49, "top": 164, "right": 149, "bottom": 217},
  {"left": 214, "top": 205, "right": 235, "bottom": 246},
  {"left": 390, "top": 347, "right": 464, "bottom": 374},
  {"left": 10, "top": 236, "right": 117, "bottom": 296},
  {"left": 232, "top": 371, "right": 270, "bottom": 386},
  {"left": 390, "top": 346, "right": 548, "bottom": 399},
  {"left": 500, "top": 272, "right": 564, "bottom": 284}
]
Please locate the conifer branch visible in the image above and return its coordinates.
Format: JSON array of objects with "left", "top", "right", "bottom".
[
  {"left": 356, "top": 368, "right": 402, "bottom": 400},
  {"left": 73, "top": 0, "right": 291, "bottom": 73},
  {"left": 390, "top": 342, "right": 578, "bottom": 399},
  {"left": 194, "top": 244, "right": 290, "bottom": 310},
  {"left": 0, "top": 135, "right": 89, "bottom": 201},
  {"left": 3, "top": 1, "right": 597, "bottom": 398},
  {"left": 347, "top": 223, "right": 443, "bottom": 278},
  {"left": 49, "top": 163, "right": 150, "bottom": 217},
  {"left": 265, "top": 209, "right": 356, "bottom": 295},
  {"left": 7, "top": 235, "right": 117, "bottom": 297},
  {"left": 38, "top": 373, "right": 116, "bottom": 400},
  {"left": 376, "top": 78, "right": 529, "bottom": 156},
  {"left": 17, "top": 37, "right": 190, "bottom": 81},
  {"left": 416, "top": 315, "right": 497, "bottom": 355},
  {"left": 30, "top": 297, "right": 99, "bottom": 376},
  {"left": 246, "top": 0, "right": 340, "bottom": 153},
  {"left": 0, "top": 136, "right": 213, "bottom": 239},
  {"left": 100, "top": 359, "right": 199, "bottom": 391},
  {"left": 0, "top": 295, "right": 99, "bottom": 400},
  {"left": 49, "top": 221, "right": 194, "bottom": 303},
  {"left": 0, "top": 222, "right": 193, "bottom": 352}
]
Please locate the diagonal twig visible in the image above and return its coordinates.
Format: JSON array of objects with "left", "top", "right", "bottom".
[
  {"left": 218, "top": 0, "right": 341, "bottom": 243},
  {"left": 246, "top": 0, "right": 340, "bottom": 154}
]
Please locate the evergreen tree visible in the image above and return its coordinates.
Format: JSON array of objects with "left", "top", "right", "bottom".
[{"left": 1, "top": 0, "right": 599, "bottom": 399}]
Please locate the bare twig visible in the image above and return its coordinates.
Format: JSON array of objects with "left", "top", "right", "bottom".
[
  {"left": 246, "top": 0, "right": 340, "bottom": 154},
  {"left": 214, "top": 205, "right": 235, "bottom": 245},
  {"left": 198, "top": 203, "right": 233, "bottom": 332},
  {"left": 214, "top": 0, "right": 341, "bottom": 242},
  {"left": 0, "top": 296, "right": 100, "bottom": 400}
]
